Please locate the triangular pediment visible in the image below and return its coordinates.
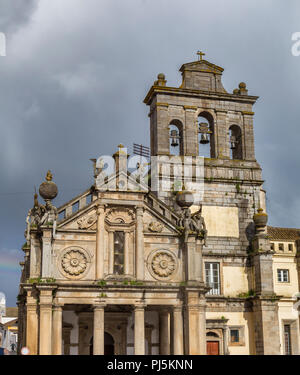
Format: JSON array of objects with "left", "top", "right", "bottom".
[
  {"left": 58, "top": 203, "right": 98, "bottom": 231},
  {"left": 179, "top": 59, "right": 224, "bottom": 75}
]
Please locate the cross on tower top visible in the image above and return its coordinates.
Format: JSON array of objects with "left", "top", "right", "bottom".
[{"left": 197, "top": 51, "right": 205, "bottom": 61}]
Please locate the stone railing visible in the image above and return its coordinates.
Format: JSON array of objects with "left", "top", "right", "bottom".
[{"left": 57, "top": 188, "right": 94, "bottom": 223}]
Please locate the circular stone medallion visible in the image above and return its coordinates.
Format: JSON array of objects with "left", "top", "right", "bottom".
[
  {"left": 59, "top": 247, "right": 90, "bottom": 279},
  {"left": 147, "top": 249, "right": 178, "bottom": 281}
]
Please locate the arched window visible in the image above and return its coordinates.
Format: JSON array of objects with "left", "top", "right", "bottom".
[
  {"left": 198, "top": 112, "right": 215, "bottom": 158},
  {"left": 169, "top": 120, "right": 183, "bottom": 156},
  {"left": 229, "top": 125, "right": 243, "bottom": 159}
]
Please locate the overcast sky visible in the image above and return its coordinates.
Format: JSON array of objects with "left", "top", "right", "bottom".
[{"left": 0, "top": 0, "right": 299, "bottom": 306}]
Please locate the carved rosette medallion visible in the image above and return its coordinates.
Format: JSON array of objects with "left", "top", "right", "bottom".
[
  {"left": 147, "top": 249, "right": 178, "bottom": 280},
  {"left": 58, "top": 247, "right": 91, "bottom": 279},
  {"left": 62, "top": 249, "right": 87, "bottom": 276},
  {"left": 148, "top": 221, "right": 164, "bottom": 233}
]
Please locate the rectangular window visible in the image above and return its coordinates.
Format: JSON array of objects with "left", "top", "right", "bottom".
[
  {"left": 279, "top": 243, "right": 284, "bottom": 251},
  {"left": 288, "top": 244, "right": 293, "bottom": 251},
  {"left": 113, "top": 231, "right": 125, "bottom": 275},
  {"left": 270, "top": 243, "right": 274, "bottom": 251},
  {"left": 284, "top": 325, "right": 292, "bottom": 355},
  {"left": 230, "top": 329, "right": 240, "bottom": 343},
  {"left": 277, "top": 269, "right": 289, "bottom": 283},
  {"left": 205, "top": 263, "right": 220, "bottom": 295}
]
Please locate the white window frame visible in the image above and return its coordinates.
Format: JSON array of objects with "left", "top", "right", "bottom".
[
  {"left": 205, "top": 262, "right": 220, "bottom": 295},
  {"left": 277, "top": 269, "right": 289, "bottom": 283}
]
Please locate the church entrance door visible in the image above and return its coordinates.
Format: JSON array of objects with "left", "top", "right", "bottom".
[{"left": 207, "top": 341, "right": 219, "bottom": 355}]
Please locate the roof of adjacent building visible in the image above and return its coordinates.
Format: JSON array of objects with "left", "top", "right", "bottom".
[
  {"left": 5, "top": 307, "right": 18, "bottom": 317},
  {"left": 267, "top": 226, "right": 300, "bottom": 241}
]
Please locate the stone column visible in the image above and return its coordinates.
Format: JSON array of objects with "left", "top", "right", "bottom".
[
  {"left": 134, "top": 304, "right": 145, "bottom": 355},
  {"left": 93, "top": 304, "right": 105, "bottom": 355},
  {"left": 135, "top": 207, "right": 144, "bottom": 280},
  {"left": 39, "top": 287, "right": 54, "bottom": 355},
  {"left": 159, "top": 310, "right": 170, "bottom": 355},
  {"left": 52, "top": 305, "right": 63, "bottom": 355},
  {"left": 41, "top": 228, "right": 52, "bottom": 278},
  {"left": 173, "top": 306, "right": 184, "bottom": 355},
  {"left": 25, "top": 289, "right": 38, "bottom": 355},
  {"left": 96, "top": 205, "right": 105, "bottom": 279}
]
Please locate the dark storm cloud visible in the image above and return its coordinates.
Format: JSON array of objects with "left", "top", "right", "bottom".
[{"left": 0, "top": 0, "right": 299, "bottom": 305}]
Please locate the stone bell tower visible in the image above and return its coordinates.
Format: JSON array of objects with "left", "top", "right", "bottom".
[
  {"left": 144, "top": 52, "right": 281, "bottom": 355},
  {"left": 144, "top": 51, "right": 266, "bottom": 213}
]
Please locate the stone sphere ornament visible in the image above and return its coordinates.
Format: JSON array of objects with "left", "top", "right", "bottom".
[
  {"left": 176, "top": 188, "right": 194, "bottom": 208},
  {"left": 39, "top": 170, "right": 58, "bottom": 201}
]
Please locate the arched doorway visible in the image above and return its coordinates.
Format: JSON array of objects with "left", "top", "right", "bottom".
[{"left": 89, "top": 332, "right": 115, "bottom": 355}]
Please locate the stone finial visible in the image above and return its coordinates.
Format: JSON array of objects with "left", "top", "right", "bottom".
[
  {"left": 113, "top": 144, "right": 129, "bottom": 175},
  {"left": 253, "top": 208, "right": 268, "bottom": 237},
  {"left": 238, "top": 82, "right": 248, "bottom": 95},
  {"left": 154, "top": 73, "right": 166, "bottom": 87},
  {"left": 46, "top": 170, "right": 53, "bottom": 181}
]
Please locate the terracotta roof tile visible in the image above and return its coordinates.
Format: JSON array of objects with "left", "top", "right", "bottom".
[{"left": 267, "top": 226, "right": 300, "bottom": 241}]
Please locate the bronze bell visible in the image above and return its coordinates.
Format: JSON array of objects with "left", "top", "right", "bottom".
[
  {"left": 200, "top": 133, "right": 209, "bottom": 144},
  {"left": 170, "top": 129, "right": 179, "bottom": 147},
  {"left": 230, "top": 135, "right": 237, "bottom": 149}
]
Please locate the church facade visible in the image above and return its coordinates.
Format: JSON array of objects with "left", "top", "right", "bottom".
[{"left": 17, "top": 53, "right": 300, "bottom": 355}]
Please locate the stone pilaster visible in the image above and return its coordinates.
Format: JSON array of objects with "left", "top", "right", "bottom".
[
  {"left": 30, "top": 235, "right": 41, "bottom": 279},
  {"left": 159, "top": 309, "right": 170, "bottom": 355},
  {"left": 52, "top": 305, "right": 63, "bottom": 355},
  {"left": 134, "top": 303, "right": 145, "bottom": 355},
  {"left": 39, "top": 287, "right": 54, "bottom": 355},
  {"left": 93, "top": 303, "right": 106, "bottom": 355},
  {"left": 252, "top": 297, "right": 281, "bottom": 354},
  {"left": 124, "top": 231, "right": 130, "bottom": 275},
  {"left": 242, "top": 112, "right": 256, "bottom": 161},
  {"left": 96, "top": 205, "right": 105, "bottom": 280},
  {"left": 185, "top": 236, "right": 203, "bottom": 282},
  {"left": 135, "top": 207, "right": 144, "bottom": 280},
  {"left": 41, "top": 228, "right": 52, "bottom": 278},
  {"left": 173, "top": 305, "right": 184, "bottom": 355},
  {"left": 155, "top": 104, "right": 169, "bottom": 156},
  {"left": 183, "top": 291, "right": 201, "bottom": 355},
  {"left": 25, "top": 289, "right": 39, "bottom": 355},
  {"left": 215, "top": 110, "right": 228, "bottom": 159},
  {"left": 184, "top": 106, "right": 197, "bottom": 156},
  {"left": 198, "top": 294, "right": 207, "bottom": 355}
]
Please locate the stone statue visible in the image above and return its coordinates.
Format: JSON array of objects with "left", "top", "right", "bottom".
[
  {"left": 191, "top": 206, "right": 207, "bottom": 246},
  {"left": 177, "top": 204, "right": 207, "bottom": 245},
  {"left": 178, "top": 208, "right": 193, "bottom": 243}
]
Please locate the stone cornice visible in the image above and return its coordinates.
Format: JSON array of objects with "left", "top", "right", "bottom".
[{"left": 144, "top": 85, "right": 259, "bottom": 106}]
